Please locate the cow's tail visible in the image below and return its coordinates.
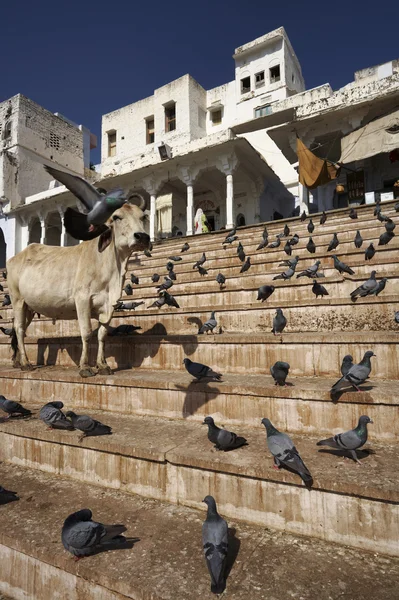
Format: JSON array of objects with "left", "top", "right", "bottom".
[{"left": 11, "top": 328, "right": 18, "bottom": 362}]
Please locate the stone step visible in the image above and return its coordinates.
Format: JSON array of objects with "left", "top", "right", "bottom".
[
  {"left": 0, "top": 367, "right": 397, "bottom": 441},
  {"left": 0, "top": 412, "right": 398, "bottom": 557},
  {"left": 1, "top": 463, "right": 398, "bottom": 600}
]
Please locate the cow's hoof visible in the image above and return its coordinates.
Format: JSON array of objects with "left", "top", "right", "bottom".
[
  {"left": 21, "top": 363, "right": 35, "bottom": 372},
  {"left": 97, "top": 365, "right": 113, "bottom": 375},
  {"left": 79, "top": 367, "right": 96, "bottom": 378}
]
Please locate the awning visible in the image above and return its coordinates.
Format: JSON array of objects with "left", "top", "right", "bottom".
[
  {"left": 297, "top": 137, "right": 338, "bottom": 190},
  {"left": 340, "top": 109, "right": 399, "bottom": 163}
]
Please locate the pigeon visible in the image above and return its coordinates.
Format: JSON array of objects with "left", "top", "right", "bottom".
[
  {"left": 130, "top": 274, "right": 139, "bottom": 285},
  {"left": 124, "top": 283, "right": 133, "bottom": 296},
  {"left": 354, "top": 230, "right": 363, "bottom": 248},
  {"left": 283, "top": 241, "right": 292, "bottom": 256},
  {"left": 364, "top": 243, "right": 375, "bottom": 261},
  {"left": 289, "top": 233, "right": 299, "bottom": 245},
  {"left": 183, "top": 358, "right": 221, "bottom": 381},
  {"left": 109, "top": 324, "right": 141, "bottom": 336},
  {"left": 0, "top": 326, "right": 13, "bottom": 336},
  {"left": 216, "top": 273, "right": 226, "bottom": 289},
  {"left": 272, "top": 308, "right": 287, "bottom": 335},
  {"left": 350, "top": 271, "right": 378, "bottom": 301},
  {"left": 332, "top": 255, "right": 355, "bottom": 275},
  {"left": 2, "top": 270, "right": 6, "bottom": 279},
  {"left": 284, "top": 224, "right": 290, "bottom": 237},
  {"left": 0, "top": 283, "right": 3, "bottom": 292},
  {"left": 331, "top": 351, "right": 375, "bottom": 394},
  {"left": 156, "top": 277, "right": 173, "bottom": 292},
  {"left": 261, "top": 418, "right": 313, "bottom": 488},
  {"left": 240, "top": 257, "right": 251, "bottom": 273},
  {"left": 373, "top": 200, "right": 381, "bottom": 216},
  {"left": 341, "top": 355, "right": 354, "bottom": 376},
  {"left": 395, "top": 311, "right": 399, "bottom": 324},
  {"left": 62, "top": 509, "right": 127, "bottom": 559},
  {"left": 163, "top": 291, "right": 180, "bottom": 308},
  {"left": 312, "top": 280, "right": 328, "bottom": 298},
  {"left": 2, "top": 294, "right": 11, "bottom": 306},
  {"left": 320, "top": 211, "right": 327, "bottom": 225},
  {"left": 394, "top": 202, "right": 399, "bottom": 212},
  {"left": 268, "top": 236, "right": 281, "bottom": 249},
  {"left": 181, "top": 242, "right": 190, "bottom": 252},
  {"left": 273, "top": 266, "right": 295, "bottom": 281},
  {"left": 223, "top": 235, "right": 238, "bottom": 246},
  {"left": 280, "top": 256, "right": 299, "bottom": 270},
  {"left": 307, "top": 219, "right": 314, "bottom": 234},
  {"left": 0, "top": 396, "right": 31, "bottom": 419},
  {"left": 237, "top": 243, "right": 246, "bottom": 262},
  {"left": 349, "top": 208, "right": 358, "bottom": 219},
  {"left": 317, "top": 416, "right": 373, "bottom": 465},
  {"left": 297, "top": 261, "right": 321, "bottom": 279},
  {"left": 193, "top": 253, "right": 206, "bottom": 269},
  {"left": 306, "top": 237, "right": 316, "bottom": 253},
  {"left": 0, "top": 486, "right": 19, "bottom": 505},
  {"left": 39, "top": 401, "right": 74, "bottom": 429},
  {"left": 327, "top": 233, "right": 339, "bottom": 252},
  {"left": 377, "top": 210, "right": 389, "bottom": 223},
  {"left": 148, "top": 295, "right": 166, "bottom": 309},
  {"left": 373, "top": 278, "right": 388, "bottom": 296},
  {"left": 300, "top": 210, "right": 307, "bottom": 222},
  {"left": 167, "top": 270, "right": 177, "bottom": 281},
  {"left": 151, "top": 274, "right": 160, "bottom": 283},
  {"left": 45, "top": 165, "right": 127, "bottom": 241},
  {"left": 223, "top": 227, "right": 236, "bottom": 243},
  {"left": 166, "top": 262, "right": 174, "bottom": 272},
  {"left": 202, "top": 496, "right": 228, "bottom": 594},
  {"left": 203, "top": 416, "right": 247, "bottom": 451},
  {"left": 256, "top": 239, "right": 268, "bottom": 251},
  {"left": 143, "top": 249, "right": 152, "bottom": 258},
  {"left": 262, "top": 226, "right": 268, "bottom": 241},
  {"left": 385, "top": 219, "right": 396, "bottom": 233},
  {"left": 198, "top": 312, "right": 217, "bottom": 335},
  {"left": 270, "top": 361, "right": 290, "bottom": 386},
  {"left": 257, "top": 285, "right": 275, "bottom": 302},
  {"left": 378, "top": 231, "right": 394, "bottom": 246},
  {"left": 169, "top": 256, "right": 182, "bottom": 262},
  {"left": 197, "top": 266, "right": 208, "bottom": 276},
  {"left": 66, "top": 411, "right": 112, "bottom": 440},
  {"left": 114, "top": 300, "right": 144, "bottom": 311}
]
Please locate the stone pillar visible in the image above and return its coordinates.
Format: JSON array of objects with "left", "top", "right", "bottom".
[
  {"left": 39, "top": 216, "right": 46, "bottom": 245},
  {"left": 19, "top": 218, "right": 30, "bottom": 251},
  {"left": 226, "top": 173, "right": 234, "bottom": 229},
  {"left": 298, "top": 183, "right": 309, "bottom": 215},
  {"left": 186, "top": 184, "right": 194, "bottom": 236},
  {"left": 150, "top": 193, "right": 157, "bottom": 242},
  {"left": 57, "top": 206, "right": 68, "bottom": 246}
]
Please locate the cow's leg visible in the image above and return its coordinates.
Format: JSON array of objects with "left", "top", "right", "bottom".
[
  {"left": 75, "top": 301, "right": 96, "bottom": 378},
  {"left": 96, "top": 323, "right": 112, "bottom": 375},
  {"left": 13, "top": 300, "right": 33, "bottom": 370}
]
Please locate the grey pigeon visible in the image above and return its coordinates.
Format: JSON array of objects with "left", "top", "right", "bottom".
[
  {"left": 0, "top": 283, "right": 3, "bottom": 291},
  {"left": 62, "top": 509, "right": 127, "bottom": 559},
  {"left": 300, "top": 210, "right": 307, "bottom": 221},
  {"left": 202, "top": 496, "right": 228, "bottom": 594},
  {"left": 289, "top": 233, "right": 299, "bottom": 245},
  {"left": 270, "top": 361, "right": 290, "bottom": 386},
  {"left": 262, "top": 226, "right": 268, "bottom": 241},
  {"left": 167, "top": 270, "right": 177, "bottom": 281},
  {"left": 320, "top": 211, "right": 327, "bottom": 225},
  {"left": 373, "top": 278, "right": 388, "bottom": 296},
  {"left": 163, "top": 291, "right": 180, "bottom": 308},
  {"left": 374, "top": 200, "right": 381, "bottom": 216},
  {"left": 216, "top": 273, "right": 226, "bottom": 289},
  {"left": 341, "top": 355, "right": 354, "bottom": 377},
  {"left": 143, "top": 249, "right": 152, "bottom": 258},
  {"left": 109, "top": 324, "right": 141, "bottom": 336},
  {"left": 114, "top": 300, "right": 144, "bottom": 311},
  {"left": 349, "top": 208, "right": 358, "bottom": 219},
  {"left": 193, "top": 253, "right": 206, "bottom": 269},
  {"left": 203, "top": 416, "right": 247, "bottom": 451},
  {"left": 395, "top": 311, "right": 399, "bottom": 324},
  {"left": 199, "top": 312, "right": 217, "bottom": 335},
  {"left": 280, "top": 256, "right": 299, "bottom": 269},
  {"left": 331, "top": 351, "right": 375, "bottom": 394},
  {"left": 256, "top": 238, "right": 268, "bottom": 251},
  {"left": 197, "top": 266, "right": 208, "bottom": 276},
  {"left": 148, "top": 295, "right": 166, "bottom": 309},
  {"left": 166, "top": 261, "right": 174, "bottom": 272},
  {"left": 350, "top": 271, "right": 378, "bottom": 301},
  {"left": 124, "top": 283, "right": 133, "bottom": 296},
  {"left": 332, "top": 255, "right": 355, "bottom": 275},
  {"left": 0, "top": 396, "right": 31, "bottom": 419},
  {"left": 283, "top": 240, "right": 292, "bottom": 255},
  {"left": 156, "top": 277, "right": 173, "bottom": 292},
  {"left": 272, "top": 308, "right": 287, "bottom": 335},
  {"left": 354, "top": 230, "right": 363, "bottom": 248},
  {"left": 306, "top": 237, "right": 316, "bottom": 253},
  {"left": 39, "top": 401, "right": 74, "bottom": 429},
  {"left": 307, "top": 219, "right": 314, "bottom": 233},
  {"left": 268, "top": 236, "right": 281, "bottom": 249},
  {"left": 66, "top": 411, "right": 112, "bottom": 440},
  {"left": 169, "top": 256, "right": 182, "bottom": 262},
  {"left": 45, "top": 165, "right": 126, "bottom": 241},
  {"left": 237, "top": 243, "right": 246, "bottom": 262},
  {"left": 327, "top": 233, "right": 339, "bottom": 252},
  {"left": 273, "top": 266, "right": 295, "bottom": 281},
  {"left": 364, "top": 243, "right": 375, "bottom": 261},
  {"left": 317, "top": 416, "right": 373, "bottom": 464},
  {"left": 312, "top": 280, "right": 328, "bottom": 298},
  {"left": 385, "top": 219, "right": 396, "bottom": 233},
  {"left": 181, "top": 242, "right": 190, "bottom": 252},
  {"left": 297, "top": 261, "right": 321, "bottom": 279},
  {"left": 0, "top": 326, "right": 13, "bottom": 336},
  {"left": 261, "top": 418, "right": 313, "bottom": 488},
  {"left": 2, "top": 270, "right": 6, "bottom": 279},
  {"left": 0, "top": 486, "right": 19, "bottom": 505},
  {"left": 240, "top": 257, "right": 251, "bottom": 273},
  {"left": 130, "top": 274, "right": 139, "bottom": 285},
  {"left": 257, "top": 285, "right": 275, "bottom": 302},
  {"left": 284, "top": 224, "right": 290, "bottom": 237},
  {"left": 2, "top": 294, "right": 11, "bottom": 306},
  {"left": 223, "top": 227, "right": 236, "bottom": 243},
  {"left": 395, "top": 202, "right": 399, "bottom": 212},
  {"left": 183, "top": 358, "right": 221, "bottom": 381},
  {"left": 377, "top": 210, "right": 389, "bottom": 223},
  {"left": 223, "top": 235, "right": 238, "bottom": 246},
  {"left": 378, "top": 231, "right": 394, "bottom": 246}
]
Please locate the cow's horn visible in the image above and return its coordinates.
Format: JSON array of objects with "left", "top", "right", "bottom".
[{"left": 128, "top": 193, "right": 147, "bottom": 211}]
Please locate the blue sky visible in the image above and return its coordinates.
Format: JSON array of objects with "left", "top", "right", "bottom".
[{"left": 3, "top": 1, "right": 396, "bottom": 163}]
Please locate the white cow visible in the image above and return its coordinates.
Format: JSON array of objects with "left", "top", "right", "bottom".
[{"left": 7, "top": 202, "right": 150, "bottom": 377}]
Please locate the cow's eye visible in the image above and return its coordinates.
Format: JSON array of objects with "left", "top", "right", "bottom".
[{"left": 112, "top": 215, "right": 122, "bottom": 221}]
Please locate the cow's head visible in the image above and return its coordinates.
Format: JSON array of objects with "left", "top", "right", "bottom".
[{"left": 98, "top": 201, "right": 150, "bottom": 254}]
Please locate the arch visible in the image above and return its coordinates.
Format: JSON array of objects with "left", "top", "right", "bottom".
[
  {"left": 45, "top": 212, "right": 62, "bottom": 246},
  {"left": 236, "top": 213, "right": 246, "bottom": 227},
  {"left": 28, "top": 218, "right": 41, "bottom": 244},
  {"left": 0, "top": 228, "right": 6, "bottom": 268}
]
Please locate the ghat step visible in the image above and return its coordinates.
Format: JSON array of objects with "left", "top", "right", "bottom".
[{"left": 1, "top": 464, "right": 398, "bottom": 600}]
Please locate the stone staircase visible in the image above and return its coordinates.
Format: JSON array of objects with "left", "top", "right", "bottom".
[{"left": 0, "top": 201, "right": 399, "bottom": 599}]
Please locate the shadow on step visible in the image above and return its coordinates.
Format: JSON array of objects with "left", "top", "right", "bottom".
[
  {"left": 85, "top": 536, "right": 141, "bottom": 558},
  {"left": 317, "top": 448, "right": 375, "bottom": 464},
  {"left": 177, "top": 381, "right": 221, "bottom": 418},
  {"left": 225, "top": 528, "right": 241, "bottom": 581}
]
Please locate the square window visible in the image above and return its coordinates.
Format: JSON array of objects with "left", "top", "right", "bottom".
[
  {"left": 255, "top": 71, "right": 265, "bottom": 89},
  {"left": 108, "top": 131, "right": 117, "bottom": 157},
  {"left": 211, "top": 109, "right": 222, "bottom": 125},
  {"left": 146, "top": 118, "right": 154, "bottom": 144},
  {"left": 254, "top": 105, "right": 272, "bottom": 118},
  {"left": 270, "top": 65, "right": 281, "bottom": 83},
  {"left": 240, "top": 76, "right": 251, "bottom": 94},
  {"left": 165, "top": 103, "right": 176, "bottom": 132}
]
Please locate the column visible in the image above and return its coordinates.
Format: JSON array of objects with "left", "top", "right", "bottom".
[
  {"left": 186, "top": 184, "right": 194, "bottom": 236},
  {"left": 298, "top": 183, "right": 309, "bottom": 214},
  {"left": 20, "top": 221, "right": 30, "bottom": 251},
  {"left": 226, "top": 173, "right": 234, "bottom": 229},
  {"left": 150, "top": 193, "right": 157, "bottom": 242},
  {"left": 58, "top": 207, "right": 68, "bottom": 247},
  {"left": 39, "top": 216, "right": 46, "bottom": 245}
]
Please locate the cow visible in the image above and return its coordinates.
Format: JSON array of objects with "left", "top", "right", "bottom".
[{"left": 7, "top": 202, "right": 150, "bottom": 377}]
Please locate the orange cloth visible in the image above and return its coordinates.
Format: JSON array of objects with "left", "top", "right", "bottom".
[{"left": 297, "top": 137, "right": 338, "bottom": 190}]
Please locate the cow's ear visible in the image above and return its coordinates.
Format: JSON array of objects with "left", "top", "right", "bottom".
[{"left": 98, "top": 228, "right": 113, "bottom": 252}]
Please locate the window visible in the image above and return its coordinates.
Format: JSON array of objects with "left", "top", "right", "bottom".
[
  {"left": 254, "top": 105, "right": 272, "bottom": 118},
  {"left": 270, "top": 65, "right": 281, "bottom": 83},
  {"left": 211, "top": 109, "right": 222, "bottom": 125},
  {"left": 49, "top": 131, "right": 60, "bottom": 150},
  {"left": 165, "top": 103, "right": 176, "bottom": 132},
  {"left": 108, "top": 131, "right": 117, "bottom": 157},
  {"left": 240, "top": 76, "right": 251, "bottom": 94},
  {"left": 146, "top": 118, "right": 154, "bottom": 144},
  {"left": 255, "top": 71, "right": 265, "bottom": 89}
]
